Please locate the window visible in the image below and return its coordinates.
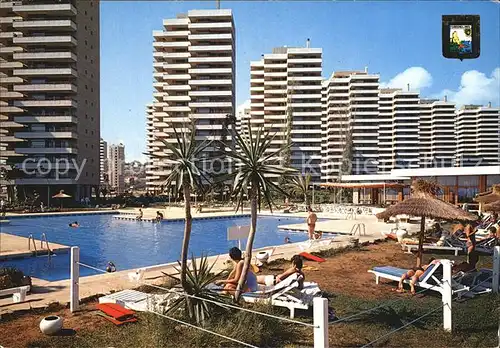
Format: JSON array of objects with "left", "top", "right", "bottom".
[
  {"left": 86, "top": 144, "right": 88, "bottom": 148},
  {"left": 85, "top": 114, "right": 88, "bottom": 119},
  {"left": 85, "top": 69, "right": 88, "bottom": 75},
  {"left": 85, "top": 55, "right": 88, "bottom": 60},
  {"left": 85, "top": 84, "right": 88, "bottom": 90},
  {"left": 85, "top": 25, "right": 87, "bottom": 30},
  {"left": 85, "top": 10, "right": 87, "bottom": 15},
  {"left": 85, "top": 129, "right": 88, "bottom": 134},
  {"left": 85, "top": 100, "right": 88, "bottom": 105},
  {"left": 91, "top": 87, "right": 94, "bottom": 92},
  {"left": 86, "top": 172, "right": 88, "bottom": 177},
  {"left": 85, "top": 40, "right": 88, "bottom": 46}
]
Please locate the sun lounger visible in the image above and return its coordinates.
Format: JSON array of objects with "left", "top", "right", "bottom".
[
  {"left": 401, "top": 243, "right": 463, "bottom": 256},
  {"left": 298, "top": 238, "right": 335, "bottom": 251},
  {"left": 0, "top": 285, "right": 30, "bottom": 303},
  {"left": 241, "top": 274, "right": 322, "bottom": 318},
  {"left": 368, "top": 261, "right": 468, "bottom": 295}
]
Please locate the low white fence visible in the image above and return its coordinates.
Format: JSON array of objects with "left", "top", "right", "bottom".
[{"left": 69, "top": 246, "right": 500, "bottom": 347}]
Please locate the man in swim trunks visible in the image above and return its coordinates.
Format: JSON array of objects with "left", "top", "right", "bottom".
[{"left": 306, "top": 206, "right": 317, "bottom": 240}]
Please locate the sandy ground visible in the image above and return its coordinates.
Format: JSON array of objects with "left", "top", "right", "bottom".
[{"left": 0, "top": 241, "right": 480, "bottom": 348}]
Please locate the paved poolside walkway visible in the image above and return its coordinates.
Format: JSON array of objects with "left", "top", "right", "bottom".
[
  {"left": 0, "top": 212, "right": 418, "bottom": 314},
  {"left": 0, "top": 233, "right": 69, "bottom": 259}
]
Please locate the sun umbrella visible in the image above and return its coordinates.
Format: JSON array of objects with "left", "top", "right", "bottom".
[
  {"left": 483, "top": 200, "right": 500, "bottom": 212},
  {"left": 376, "top": 180, "right": 478, "bottom": 267},
  {"left": 52, "top": 190, "right": 71, "bottom": 209},
  {"left": 475, "top": 184, "right": 500, "bottom": 204}
]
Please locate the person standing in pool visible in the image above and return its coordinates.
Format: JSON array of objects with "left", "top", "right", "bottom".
[
  {"left": 306, "top": 206, "right": 317, "bottom": 240},
  {"left": 136, "top": 208, "right": 143, "bottom": 221}
]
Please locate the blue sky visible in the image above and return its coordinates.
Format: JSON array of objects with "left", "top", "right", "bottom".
[{"left": 100, "top": 1, "right": 500, "bottom": 161}]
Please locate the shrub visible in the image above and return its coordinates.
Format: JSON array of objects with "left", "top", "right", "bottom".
[{"left": 0, "top": 267, "right": 31, "bottom": 290}]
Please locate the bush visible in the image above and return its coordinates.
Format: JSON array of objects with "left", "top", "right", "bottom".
[{"left": 0, "top": 267, "right": 31, "bottom": 290}]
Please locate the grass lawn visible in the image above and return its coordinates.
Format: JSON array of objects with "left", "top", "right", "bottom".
[{"left": 1, "top": 242, "right": 498, "bottom": 347}]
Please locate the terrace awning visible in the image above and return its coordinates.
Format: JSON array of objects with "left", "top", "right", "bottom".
[{"left": 320, "top": 182, "right": 407, "bottom": 189}]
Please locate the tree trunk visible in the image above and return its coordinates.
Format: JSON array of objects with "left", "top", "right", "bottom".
[
  {"left": 416, "top": 216, "right": 425, "bottom": 267},
  {"left": 180, "top": 184, "right": 192, "bottom": 292},
  {"left": 234, "top": 185, "right": 258, "bottom": 302}
]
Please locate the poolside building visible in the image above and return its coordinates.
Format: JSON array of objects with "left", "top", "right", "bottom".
[
  {"left": 0, "top": 0, "right": 100, "bottom": 203},
  {"left": 146, "top": 9, "right": 235, "bottom": 193},
  {"left": 250, "top": 42, "right": 323, "bottom": 183}
]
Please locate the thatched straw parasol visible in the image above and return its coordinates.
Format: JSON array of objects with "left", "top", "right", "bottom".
[
  {"left": 376, "top": 180, "right": 478, "bottom": 267},
  {"left": 483, "top": 200, "right": 500, "bottom": 212},
  {"left": 475, "top": 184, "right": 500, "bottom": 204}
]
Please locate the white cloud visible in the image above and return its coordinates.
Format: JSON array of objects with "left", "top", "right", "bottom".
[
  {"left": 434, "top": 68, "right": 500, "bottom": 106},
  {"left": 380, "top": 67, "right": 433, "bottom": 91}
]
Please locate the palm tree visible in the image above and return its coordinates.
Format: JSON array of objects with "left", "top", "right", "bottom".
[
  {"left": 288, "top": 172, "right": 312, "bottom": 205},
  {"left": 219, "top": 122, "right": 296, "bottom": 301},
  {"left": 148, "top": 123, "right": 211, "bottom": 293}
]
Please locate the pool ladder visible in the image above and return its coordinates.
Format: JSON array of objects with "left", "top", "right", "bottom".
[
  {"left": 28, "top": 233, "right": 52, "bottom": 259},
  {"left": 350, "top": 223, "right": 366, "bottom": 236}
]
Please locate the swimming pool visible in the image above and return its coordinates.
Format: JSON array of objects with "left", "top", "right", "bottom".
[{"left": 0, "top": 214, "right": 310, "bottom": 281}]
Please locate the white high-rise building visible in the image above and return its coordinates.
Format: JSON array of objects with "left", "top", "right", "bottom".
[
  {"left": 99, "top": 138, "right": 107, "bottom": 185},
  {"left": 236, "top": 100, "right": 250, "bottom": 139},
  {"left": 107, "top": 143, "right": 125, "bottom": 194},
  {"left": 456, "top": 104, "right": 500, "bottom": 167},
  {"left": 377, "top": 89, "right": 420, "bottom": 173},
  {"left": 250, "top": 43, "right": 323, "bottom": 182},
  {"left": 419, "top": 98, "right": 456, "bottom": 168},
  {"left": 0, "top": 0, "right": 100, "bottom": 201},
  {"left": 146, "top": 9, "right": 235, "bottom": 191},
  {"left": 321, "top": 70, "right": 379, "bottom": 181}
]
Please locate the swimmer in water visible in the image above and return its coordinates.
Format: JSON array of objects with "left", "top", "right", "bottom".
[
  {"left": 69, "top": 221, "right": 79, "bottom": 227},
  {"left": 284, "top": 237, "right": 291, "bottom": 243},
  {"left": 106, "top": 261, "right": 116, "bottom": 273}
]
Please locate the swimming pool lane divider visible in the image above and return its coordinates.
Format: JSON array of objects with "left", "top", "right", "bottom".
[{"left": 69, "top": 246, "right": 330, "bottom": 348}]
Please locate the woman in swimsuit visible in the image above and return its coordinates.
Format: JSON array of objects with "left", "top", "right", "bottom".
[
  {"left": 216, "top": 247, "right": 258, "bottom": 294},
  {"left": 396, "top": 258, "right": 435, "bottom": 294},
  {"left": 257, "top": 255, "right": 305, "bottom": 289}
]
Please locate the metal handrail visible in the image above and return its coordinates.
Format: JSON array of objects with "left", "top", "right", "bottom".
[
  {"left": 40, "top": 233, "right": 51, "bottom": 258},
  {"left": 27, "top": 234, "right": 37, "bottom": 256},
  {"left": 350, "top": 223, "right": 366, "bottom": 236}
]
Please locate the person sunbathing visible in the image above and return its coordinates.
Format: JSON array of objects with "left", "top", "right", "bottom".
[
  {"left": 215, "top": 247, "right": 258, "bottom": 294},
  {"left": 257, "top": 255, "right": 305, "bottom": 289},
  {"left": 396, "top": 258, "right": 436, "bottom": 294}
]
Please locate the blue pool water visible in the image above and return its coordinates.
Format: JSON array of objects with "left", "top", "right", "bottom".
[{"left": 1, "top": 214, "right": 309, "bottom": 281}]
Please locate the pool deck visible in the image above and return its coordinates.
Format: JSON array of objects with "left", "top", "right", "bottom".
[
  {"left": 0, "top": 212, "right": 419, "bottom": 314},
  {"left": 0, "top": 233, "right": 70, "bottom": 260}
]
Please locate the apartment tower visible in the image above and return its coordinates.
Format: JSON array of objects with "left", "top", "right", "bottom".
[
  {"left": 321, "top": 69, "right": 379, "bottom": 181},
  {"left": 250, "top": 42, "right": 323, "bottom": 182},
  {"left": 377, "top": 88, "right": 420, "bottom": 173},
  {"left": 107, "top": 142, "right": 125, "bottom": 194},
  {"left": 0, "top": 0, "right": 100, "bottom": 202},
  {"left": 419, "top": 97, "right": 456, "bottom": 168},
  {"left": 146, "top": 9, "right": 235, "bottom": 191},
  {"left": 99, "top": 138, "right": 107, "bottom": 185},
  {"left": 455, "top": 104, "right": 500, "bottom": 167}
]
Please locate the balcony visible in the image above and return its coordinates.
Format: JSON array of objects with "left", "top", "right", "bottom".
[
  {"left": 188, "top": 22, "right": 232, "bottom": 30},
  {"left": 154, "top": 30, "right": 189, "bottom": 37},
  {"left": 0, "top": 46, "right": 23, "bottom": 54},
  {"left": 0, "top": 61, "right": 23, "bottom": 69},
  {"left": 14, "top": 116, "right": 76, "bottom": 123},
  {"left": 14, "top": 99, "right": 77, "bottom": 108},
  {"left": 13, "top": 3, "right": 77, "bottom": 15},
  {"left": 188, "top": 68, "right": 231, "bottom": 74},
  {"left": 15, "top": 147, "right": 77, "bottom": 155},
  {"left": 163, "top": 74, "right": 190, "bottom": 80},
  {"left": 163, "top": 84, "right": 190, "bottom": 91},
  {"left": 189, "top": 79, "right": 231, "bottom": 85},
  {"left": 15, "top": 178, "right": 77, "bottom": 185},
  {"left": 189, "top": 45, "right": 232, "bottom": 52},
  {"left": 164, "top": 63, "right": 190, "bottom": 69},
  {"left": 189, "top": 90, "right": 231, "bottom": 96},
  {"left": 13, "top": 19, "right": 76, "bottom": 31},
  {"left": 0, "top": 16, "right": 22, "bottom": 24},
  {"left": 153, "top": 41, "right": 190, "bottom": 48},
  {"left": 0, "top": 106, "right": 23, "bottom": 113},
  {"left": 14, "top": 51, "right": 76, "bottom": 61},
  {"left": 162, "top": 18, "right": 189, "bottom": 27},
  {"left": 14, "top": 68, "right": 77, "bottom": 77},
  {"left": 14, "top": 83, "right": 76, "bottom": 92},
  {"left": 189, "top": 102, "right": 232, "bottom": 108},
  {"left": 14, "top": 131, "right": 77, "bottom": 139},
  {"left": 163, "top": 106, "right": 190, "bottom": 112},
  {"left": 288, "top": 67, "right": 322, "bottom": 73},
  {"left": 13, "top": 35, "right": 77, "bottom": 46},
  {"left": 188, "top": 33, "right": 232, "bottom": 41},
  {"left": 188, "top": 56, "right": 232, "bottom": 63},
  {"left": 0, "top": 91, "right": 23, "bottom": 98},
  {"left": 164, "top": 95, "right": 190, "bottom": 101}
]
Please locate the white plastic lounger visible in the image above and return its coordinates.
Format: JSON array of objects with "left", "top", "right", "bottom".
[
  {"left": 241, "top": 274, "right": 322, "bottom": 318},
  {"left": 99, "top": 289, "right": 180, "bottom": 312},
  {"left": 298, "top": 238, "right": 335, "bottom": 251},
  {"left": 401, "top": 243, "right": 462, "bottom": 256},
  {"left": 368, "top": 261, "right": 468, "bottom": 295},
  {"left": 0, "top": 285, "right": 30, "bottom": 303}
]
